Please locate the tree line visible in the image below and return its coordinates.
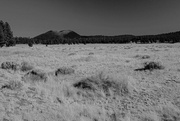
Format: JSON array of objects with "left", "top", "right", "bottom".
[{"left": 15, "top": 32, "right": 180, "bottom": 45}]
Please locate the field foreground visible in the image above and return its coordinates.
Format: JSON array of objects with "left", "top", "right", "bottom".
[{"left": 1, "top": 44, "right": 180, "bottom": 121}]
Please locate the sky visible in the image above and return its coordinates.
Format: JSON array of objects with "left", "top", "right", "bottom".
[{"left": 0, "top": 0, "right": 180, "bottom": 37}]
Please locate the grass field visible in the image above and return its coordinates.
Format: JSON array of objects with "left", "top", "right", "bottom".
[{"left": 1, "top": 44, "right": 180, "bottom": 121}]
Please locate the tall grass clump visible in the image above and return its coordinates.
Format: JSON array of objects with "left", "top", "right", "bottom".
[{"left": 73, "top": 72, "right": 130, "bottom": 98}]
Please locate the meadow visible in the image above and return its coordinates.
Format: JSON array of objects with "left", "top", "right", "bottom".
[{"left": 0, "top": 43, "right": 180, "bottom": 121}]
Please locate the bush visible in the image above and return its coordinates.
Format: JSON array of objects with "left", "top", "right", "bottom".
[
  {"left": 20, "top": 61, "right": 34, "bottom": 71},
  {"left": 135, "top": 62, "right": 164, "bottom": 71},
  {"left": 1, "top": 61, "right": 20, "bottom": 71},
  {"left": 55, "top": 67, "right": 75, "bottom": 76}
]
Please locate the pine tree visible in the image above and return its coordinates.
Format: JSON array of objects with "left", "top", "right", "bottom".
[
  {"left": 4, "top": 22, "right": 15, "bottom": 46},
  {"left": 0, "top": 20, "right": 15, "bottom": 47},
  {"left": 0, "top": 21, "right": 5, "bottom": 47},
  {"left": 0, "top": 21, "right": 5, "bottom": 43}
]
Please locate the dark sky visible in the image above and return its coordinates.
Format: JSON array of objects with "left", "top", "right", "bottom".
[{"left": 1, "top": 0, "right": 180, "bottom": 37}]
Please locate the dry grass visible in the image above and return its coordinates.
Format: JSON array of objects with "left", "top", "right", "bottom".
[
  {"left": 73, "top": 72, "right": 130, "bottom": 98},
  {"left": 0, "top": 44, "right": 180, "bottom": 121}
]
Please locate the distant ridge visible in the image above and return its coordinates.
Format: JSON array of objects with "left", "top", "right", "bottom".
[{"left": 14, "top": 30, "right": 180, "bottom": 44}]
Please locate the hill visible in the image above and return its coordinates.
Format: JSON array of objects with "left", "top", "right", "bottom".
[{"left": 34, "top": 30, "right": 80, "bottom": 40}]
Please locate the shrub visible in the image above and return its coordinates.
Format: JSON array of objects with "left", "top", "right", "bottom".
[
  {"left": 55, "top": 67, "right": 75, "bottom": 76},
  {"left": 135, "top": 61, "right": 164, "bottom": 71},
  {"left": 22, "top": 69, "right": 48, "bottom": 83},
  {"left": 20, "top": 61, "right": 34, "bottom": 71},
  {"left": 1, "top": 61, "right": 20, "bottom": 71}
]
